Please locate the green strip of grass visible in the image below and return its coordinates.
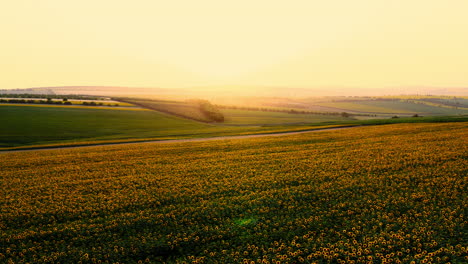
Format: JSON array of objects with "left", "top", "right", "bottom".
[{"left": 1, "top": 104, "right": 466, "bottom": 150}]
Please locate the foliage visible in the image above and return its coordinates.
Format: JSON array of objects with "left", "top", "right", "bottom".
[
  {"left": 119, "top": 98, "right": 212, "bottom": 123},
  {"left": 0, "top": 123, "right": 467, "bottom": 263},
  {"left": 119, "top": 98, "right": 225, "bottom": 123},
  {"left": 196, "top": 100, "right": 224, "bottom": 123},
  {"left": 216, "top": 104, "right": 375, "bottom": 118},
  {"left": 0, "top": 98, "right": 124, "bottom": 107},
  {"left": 0, "top": 93, "right": 102, "bottom": 100}
]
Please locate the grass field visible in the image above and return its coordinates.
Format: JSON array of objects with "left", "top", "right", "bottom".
[
  {"left": 1, "top": 123, "right": 466, "bottom": 263},
  {"left": 0, "top": 103, "right": 142, "bottom": 110},
  {"left": 0, "top": 104, "right": 355, "bottom": 149},
  {"left": 221, "top": 109, "right": 352, "bottom": 125},
  {"left": 314, "top": 100, "right": 468, "bottom": 115},
  {"left": 118, "top": 98, "right": 216, "bottom": 123},
  {"left": 0, "top": 104, "right": 238, "bottom": 149},
  {"left": 2, "top": 104, "right": 467, "bottom": 150}
]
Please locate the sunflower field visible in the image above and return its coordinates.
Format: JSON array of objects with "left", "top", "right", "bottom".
[{"left": 0, "top": 122, "right": 466, "bottom": 263}]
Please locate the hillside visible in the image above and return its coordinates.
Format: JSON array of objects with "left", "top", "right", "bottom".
[
  {"left": 118, "top": 98, "right": 225, "bottom": 123},
  {"left": 0, "top": 104, "right": 232, "bottom": 149}
]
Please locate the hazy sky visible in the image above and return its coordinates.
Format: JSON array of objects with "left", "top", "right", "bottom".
[{"left": 2, "top": 0, "right": 468, "bottom": 90}]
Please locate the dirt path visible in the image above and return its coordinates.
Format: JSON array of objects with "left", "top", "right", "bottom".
[{"left": 1, "top": 126, "right": 359, "bottom": 153}]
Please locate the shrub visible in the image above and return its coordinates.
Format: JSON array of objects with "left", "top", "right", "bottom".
[{"left": 198, "top": 100, "right": 224, "bottom": 122}]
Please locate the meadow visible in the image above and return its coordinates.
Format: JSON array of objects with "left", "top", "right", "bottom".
[
  {"left": 118, "top": 98, "right": 219, "bottom": 123},
  {"left": 0, "top": 104, "right": 351, "bottom": 150},
  {"left": 0, "top": 104, "right": 255, "bottom": 149},
  {"left": 313, "top": 100, "right": 467, "bottom": 115},
  {"left": 300, "top": 97, "right": 468, "bottom": 116},
  {"left": 0, "top": 104, "right": 203, "bottom": 148},
  {"left": 220, "top": 109, "right": 351, "bottom": 125},
  {"left": 2, "top": 104, "right": 467, "bottom": 150},
  {"left": 1, "top": 122, "right": 466, "bottom": 263}
]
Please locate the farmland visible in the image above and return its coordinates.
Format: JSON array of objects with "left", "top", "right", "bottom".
[
  {"left": 0, "top": 93, "right": 133, "bottom": 107},
  {"left": 0, "top": 104, "right": 355, "bottom": 150},
  {"left": 0, "top": 104, "right": 204, "bottom": 148},
  {"left": 2, "top": 104, "right": 468, "bottom": 150},
  {"left": 1, "top": 122, "right": 467, "bottom": 263},
  {"left": 233, "top": 95, "right": 468, "bottom": 117},
  {"left": 220, "top": 109, "right": 351, "bottom": 125},
  {"left": 118, "top": 98, "right": 225, "bottom": 123},
  {"left": 0, "top": 104, "right": 258, "bottom": 149},
  {"left": 312, "top": 100, "right": 468, "bottom": 115}
]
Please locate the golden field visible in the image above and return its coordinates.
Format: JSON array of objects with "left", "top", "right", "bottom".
[{"left": 0, "top": 123, "right": 467, "bottom": 263}]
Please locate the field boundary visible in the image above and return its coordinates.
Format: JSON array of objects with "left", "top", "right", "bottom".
[
  {"left": 2, "top": 114, "right": 466, "bottom": 153},
  {"left": 0, "top": 103, "right": 147, "bottom": 111},
  {"left": 0, "top": 125, "right": 359, "bottom": 153}
]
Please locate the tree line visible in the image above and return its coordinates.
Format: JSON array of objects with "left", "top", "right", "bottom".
[
  {"left": 0, "top": 98, "right": 119, "bottom": 106},
  {"left": 0, "top": 93, "right": 102, "bottom": 100},
  {"left": 216, "top": 105, "right": 376, "bottom": 117}
]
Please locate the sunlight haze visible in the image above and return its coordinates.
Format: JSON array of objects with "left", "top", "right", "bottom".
[{"left": 1, "top": 0, "right": 468, "bottom": 93}]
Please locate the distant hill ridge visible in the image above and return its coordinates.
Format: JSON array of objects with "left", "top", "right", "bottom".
[
  {"left": 0, "top": 86, "right": 178, "bottom": 96},
  {"left": 1, "top": 85, "right": 467, "bottom": 97}
]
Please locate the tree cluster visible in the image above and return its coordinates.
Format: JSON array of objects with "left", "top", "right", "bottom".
[{"left": 197, "top": 100, "right": 225, "bottom": 122}]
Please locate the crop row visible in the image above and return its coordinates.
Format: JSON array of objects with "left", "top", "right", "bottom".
[{"left": 0, "top": 123, "right": 466, "bottom": 263}]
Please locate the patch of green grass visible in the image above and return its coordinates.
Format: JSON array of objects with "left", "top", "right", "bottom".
[
  {"left": 0, "top": 105, "right": 202, "bottom": 147},
  {"left": 315, "top": 100, "right": 468, "bottom": 115},
  {"left": 358, "top": 100, "right": 467, "bottom": 114},
  {"left": 351, "top": 115, "right": 468, "bottom": 125},
  {"left": 315, "top": 101, "right": 408, "bottom": 113},
  {"left": 221, "top": 109, "right": 351, "bottom": 125},
  {"left": 118, "top": 98, "right": 215, "bottom": 122},
  {"left": 1, "top": 105, "right": 271, "bottom": 148},
  {"left": 1, "top": 104, "right": 466, "bottom": 150},
  {"left": 0, "top": 105, "right": 350, "bottom": 149}
]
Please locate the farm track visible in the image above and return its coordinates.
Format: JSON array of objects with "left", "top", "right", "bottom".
[{"left": 0, "top": 125, "right": 359, "bottom": 153}]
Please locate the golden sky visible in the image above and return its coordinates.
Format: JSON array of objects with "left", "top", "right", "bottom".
[{"left": 1, "top": 0, "right": 468, "bottom": 90}]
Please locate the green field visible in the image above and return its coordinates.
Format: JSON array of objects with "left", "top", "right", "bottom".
[
  {"left": 314, "top": 100, "right": 468, "bottom": 115},
  {"left": 221, "top": 109, "right": 352, "bottom": 125},
  {"left": 1, "top": 123, "right": 466, "bottom": 263},
  {"left": 0, "top": 104, "right": 246, "bottom": 149},
  {"left": 2, "top": 104, "right": 468, "bottom": 150},
  {"left": 118, "top": 98, "right": 220, "bottom": 123},
  {"left": 0, "top": 104, "right": 358, "bottom": 149}
]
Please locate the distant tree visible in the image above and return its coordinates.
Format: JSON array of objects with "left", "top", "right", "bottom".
[
  {"left": 64, "top": 101, "right": 72, "bottom": 105},
  {"left": 341, "top": 112, "right": 350, "bottom": 118},
  {"left": 63, "top": 98, "right": 68, "bottom": 102},
  {"left": 391, "top": 115, "right": 399, "bottom": 119},
  {"left": 412, "top": 114, "right": 419, "bottom": 117},
  {"left": 197, "top": 100, "right": 224, "bottom": 122}
]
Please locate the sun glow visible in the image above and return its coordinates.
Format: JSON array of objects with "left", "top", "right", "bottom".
[{"left": 1, "top": 0, "right": 468, "bottom": 90}]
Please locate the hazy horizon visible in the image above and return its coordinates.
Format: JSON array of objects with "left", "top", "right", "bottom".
[
  {"left": 2, "top": 85, "right": 467, "bottom": 99},
  {"left": 2, "top": 0, "right": 468, "bottom": 94}
]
